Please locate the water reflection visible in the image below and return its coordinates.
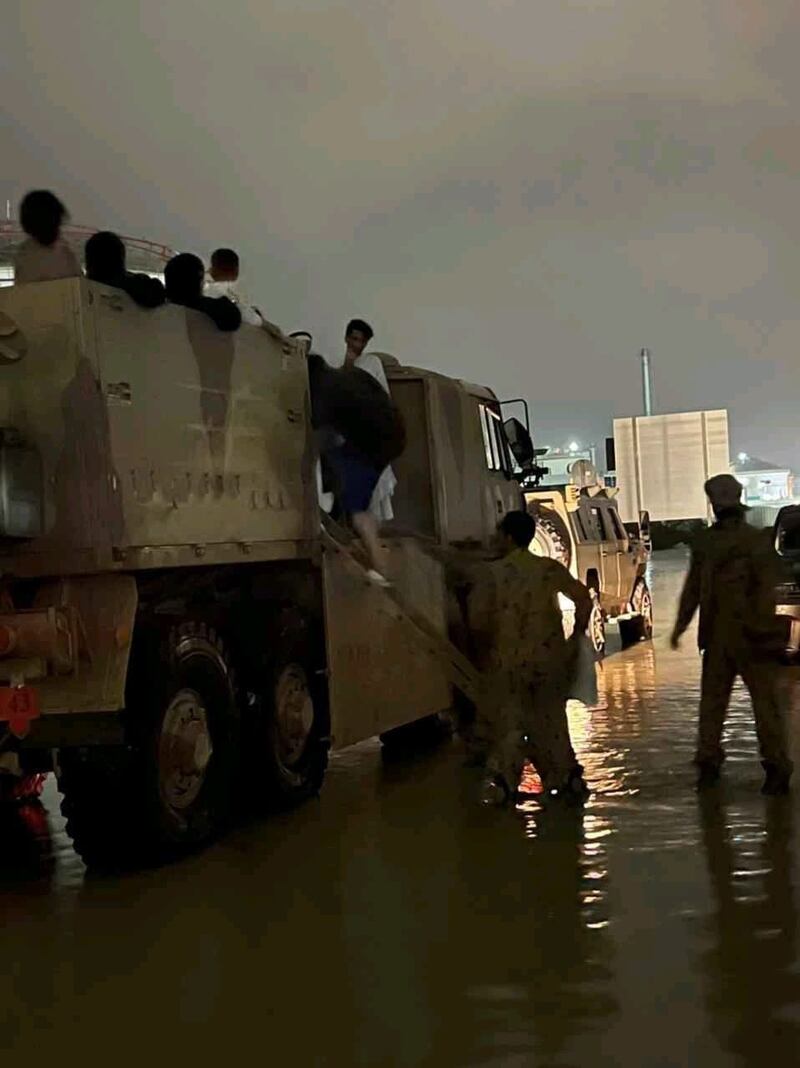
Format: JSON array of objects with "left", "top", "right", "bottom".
[
  {"left": 450, "top": 800, "right": 619, "bottom": 1066},
  {"left": 4, "top": 554, "right": 800, "bottom": 1065},
  {"left": 697, "top": 794, "right": 800, "bottom": 1064}
]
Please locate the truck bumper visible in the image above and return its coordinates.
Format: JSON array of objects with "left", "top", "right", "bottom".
[{"left": 13, "top": 710, "right": 125, "bottom": 750}]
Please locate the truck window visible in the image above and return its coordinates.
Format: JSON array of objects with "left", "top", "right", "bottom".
[
  {"left": 479, "top": 404, "right": 509, "bottom": 474},
  {"left": 479, "top": 406, "right": 497, "bottom": 469},
  {"left": 590, "top": 504, "right": 615, "bottom": 541},
  {"left": 609, "top": 509, "right": 628, "bottom": 542},
  {"left": 578, "top": 506, "right": 600, "bottom": 540}
]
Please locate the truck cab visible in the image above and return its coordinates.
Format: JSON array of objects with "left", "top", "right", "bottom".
[{"left": 382, "top": 357, "right": 525, "bottom": 548}]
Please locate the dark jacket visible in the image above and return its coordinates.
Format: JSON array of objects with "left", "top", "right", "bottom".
[
  {"left": 96, "top": 271, "right": 166, "bottom": 309},
  {"left": 674, "top": 512, "right": 781, "bottom": 651},
  {"left": 308, "top": 357, "right": 406, "bottom": 470},
  {"left": 170, "top": 294, "right": 241, "bottom": 332}
]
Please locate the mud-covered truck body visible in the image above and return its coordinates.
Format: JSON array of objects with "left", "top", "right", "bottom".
[{"left": 0, "top": 278, "right": 528, "bottom": 861}]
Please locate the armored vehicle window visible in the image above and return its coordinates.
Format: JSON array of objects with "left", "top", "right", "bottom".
[
  {"left": 609, "top": 509, "right": 628, "bottom": 541},
  {"left": 479, "top": 404, "right": 509, "bottom": 473},
  {"left": 589, "top": 504, "right": 615, "bottom": 541},
  {"left": 480, "top": 406, "right": 495, "bottom": 469},
  {"left": 580, "top": 505, "right": 601, "bottom": 540}
]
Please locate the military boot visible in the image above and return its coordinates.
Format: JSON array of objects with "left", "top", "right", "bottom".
[{"left": 762, "top": 762, "right": 792, "bottom": 797}]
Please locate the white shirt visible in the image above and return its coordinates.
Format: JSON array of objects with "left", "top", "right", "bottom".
[
  {"left": 204, "top": 278, "right": 264, "bottom": 327},
  {"left": 352, "top": 352, "right": 397, "bottom": 523}
]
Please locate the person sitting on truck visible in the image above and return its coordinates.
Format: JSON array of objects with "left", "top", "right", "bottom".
[
  {"left": 84, "top": 231, "right": 166, "bottom": 308},
  {"left": 343, "top": 318, "right": 397, "bottom": 523},
  {"left": 13, "top": 190, "right": 81, "bottom": 284},
  {"left": 165, "top": 253, "right": 241, "bottom": 331},
  {"left": 204, "top": 247, "right": 264, "bottom": 327},
  {"left": 468, "top": 509, "right": 592, "bottom": 806},
  {"left": 308, "top": 352, "right": 406, "bottom": 586}
]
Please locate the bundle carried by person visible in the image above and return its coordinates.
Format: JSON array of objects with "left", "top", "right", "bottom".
[{"left": 308, "top": 354, "right": 406, "bottom": 470}]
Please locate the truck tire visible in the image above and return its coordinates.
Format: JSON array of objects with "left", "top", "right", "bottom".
[
  {"left": 59, "top": 621, "right": 240, "bottom": 867},
  {"left": 250, "top": 636, "right": 330, "bottom": 808},
  {"left": 528, "top": 505, "right": 572, "bottom": 569},
  {"left": 619, "top": 578, "right": 654, "bottom": 647},
  {"left": 588, "top": 592, "right": 607, "bottom": 661}
]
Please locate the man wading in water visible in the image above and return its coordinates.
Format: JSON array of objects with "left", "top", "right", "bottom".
[{"left": 469, "top": 510, "right": 592, "bottom": 805}]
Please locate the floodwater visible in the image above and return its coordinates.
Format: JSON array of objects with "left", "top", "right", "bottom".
[{"left": 3, "top": 551, "right": 800, "bottom": 1066}]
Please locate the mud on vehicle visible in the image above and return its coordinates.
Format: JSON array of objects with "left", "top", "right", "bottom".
[{"left": 525, "top": 483, "right": 653, "bottom": 658}]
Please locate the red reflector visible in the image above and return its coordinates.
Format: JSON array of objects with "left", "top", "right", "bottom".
[
  {"left": 0, "top": 624, "right": 17, "bottom": 656},
  {"left": 0, "top": 686, "right": 41, "bottom": 739}
]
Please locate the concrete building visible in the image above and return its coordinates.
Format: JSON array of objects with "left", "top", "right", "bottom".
[
  {"left": 730, "top": 453, "right": 793, "bottom": 504},
  {"left": 614, "top": 409, "right": 730, "bottom": 523}
]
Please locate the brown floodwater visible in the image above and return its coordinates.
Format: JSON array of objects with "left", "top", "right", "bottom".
[{"left": 2, "top": 551, "right": 800, "bottom": 1066}]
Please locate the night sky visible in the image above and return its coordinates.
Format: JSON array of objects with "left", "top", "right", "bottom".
[{"left": 4, "top": 1, "right": 800, "bottom": 465}]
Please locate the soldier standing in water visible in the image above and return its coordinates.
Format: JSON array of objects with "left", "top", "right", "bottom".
[{"left": 671, "top": 474, "right": 793, "bottom": 794}]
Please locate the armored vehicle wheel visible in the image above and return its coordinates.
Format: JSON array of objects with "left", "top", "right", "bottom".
[
  {"left": 588, "top": 594, "right": 607, "bottom": 661},
  {"left": 246, "top": 627, "right": 329, "bottom": 809},
  {"left": 619, "top": 578, "right": 654, "bottom": 647},
  {"left": 59, "top": 622, "right": 240, "bottom": 867},
  {"left": 528, "top": 505, "right": 572, "bottom": 569}
]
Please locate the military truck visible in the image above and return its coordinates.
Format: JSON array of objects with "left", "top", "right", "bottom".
[
  {"left": 0, "top": 278, "right": 531, "bottom": 863},
  {"left": 524, "top": 476, "right": 652, "bottom": 657}
]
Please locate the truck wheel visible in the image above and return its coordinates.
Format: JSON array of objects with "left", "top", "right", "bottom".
[
  {"left": 588, "top": 594, "right": 607, "bottom": 661},
  {"left": 528, "top": 505, "right": 572, "bottom": 569},
  {"left": 59, "top": 622, "right": 240, "bottom": 866},
  {"left": 619, "top": 578, "right": 654, "bottom": 647},
  {"left": 250, "top": 634, "right": 329, "bottom": 808}
]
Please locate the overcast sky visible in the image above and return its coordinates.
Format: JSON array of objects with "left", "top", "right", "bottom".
[{"left": 4, "top": 1, "right": 800, "bottom": 464}]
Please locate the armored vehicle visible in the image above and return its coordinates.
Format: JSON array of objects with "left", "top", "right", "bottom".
[
  {"left": 0, "top": 278, "right": 531, "bottom": 862},
  {"left": 524, "top": 475, "right": 653, "bottom": 657},
  {"left": 774, "top": 504, "right": 800, "bottom": 659}
]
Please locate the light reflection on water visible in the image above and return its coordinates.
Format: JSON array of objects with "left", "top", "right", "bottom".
[{"left": 2, "top": 553, "right": 800, "bottom": 1064}]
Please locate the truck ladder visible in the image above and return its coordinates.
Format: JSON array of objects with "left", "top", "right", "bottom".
[{"left": 319, "top": 523, "right": 481, "bottom": 704}]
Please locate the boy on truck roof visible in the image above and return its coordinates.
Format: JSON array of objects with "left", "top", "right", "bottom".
[{"left": 14, "top": 190, "right": 81, "bottom": 285}]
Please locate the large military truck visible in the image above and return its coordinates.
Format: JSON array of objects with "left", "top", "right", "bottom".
[
  {"left": 525, "top": 479, "right": 652, "bottom": 657},
  {"left": 0, "top": 278, "right": 530, "bottom": 863}
]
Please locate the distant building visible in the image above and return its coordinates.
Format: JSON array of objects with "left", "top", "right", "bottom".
[
  {"left": 730, "top": 453, "right": 793, "bottom": 504},
  {"left": 536, "top": 445, "right": 599, "bottom": 486},
  {"left": 614, "top": 409, "right": 730, "bottom": 523}
]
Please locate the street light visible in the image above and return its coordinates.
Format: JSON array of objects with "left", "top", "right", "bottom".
[
  {"left": 737, "top": 452, "right": 748, "bottom": 463},
  {"left": 568, "top": 441, "right": 579, "bottom": 453}
]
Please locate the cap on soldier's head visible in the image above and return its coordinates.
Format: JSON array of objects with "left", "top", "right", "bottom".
[{"left": 704, "top": 473, "right": 745, "bottom": 510}]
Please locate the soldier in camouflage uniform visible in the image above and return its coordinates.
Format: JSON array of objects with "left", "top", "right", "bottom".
[
  {"left": 468, "top": 510, "right": 592, "bottom": 804},
  {"left": 671, "top": 474, "right": 793, "bottom": 794}
]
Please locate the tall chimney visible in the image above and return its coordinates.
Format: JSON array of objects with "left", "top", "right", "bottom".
[{"left": 641, "top": 348, "right": 654, "bottom": 416}]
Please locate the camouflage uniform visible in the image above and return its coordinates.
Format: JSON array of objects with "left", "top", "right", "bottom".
[
  {"left": 674, "top": 511, "right": 792, "bottom": 775},
  {"left": 468, "top": 549, "right": 591, "bottom": 793}
]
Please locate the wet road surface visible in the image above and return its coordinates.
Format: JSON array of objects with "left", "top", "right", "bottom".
[{"left": 3, "top": 551, "right": 800, "bottom": 1066}]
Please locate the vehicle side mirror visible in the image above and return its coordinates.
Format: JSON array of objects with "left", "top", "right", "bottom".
[{"left": 504, "top": 418, "right": 534, "bottom": 470}]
